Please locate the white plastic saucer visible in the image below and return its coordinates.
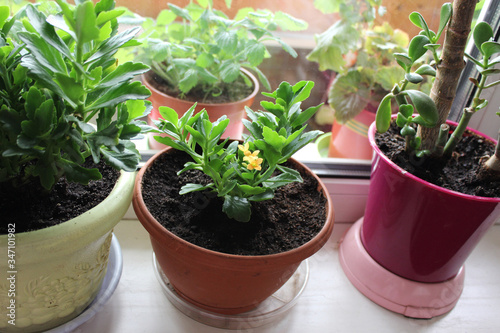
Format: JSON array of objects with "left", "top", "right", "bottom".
[
  {"left": 45, "top": 234, "right": 123, "bottom": 333},
  {"left": 153, "top": 253, "right": 309, "bottom": 330},
  {"left": 339, "top": 218, "right": 465, "bottom": 319}
]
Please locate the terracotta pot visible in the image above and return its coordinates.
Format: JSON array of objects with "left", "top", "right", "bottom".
[
  {"left": 328, "top": 109, "right": 375, "bottom": 160},
  {"left": 0, "top": 171, "right": 135, "bottom": 332},
  {"left": 143, "top": 69, "right": 259, "bottom": 150},
  {"left": 133, "top": 146, "right": 334, "bottom": 315},
  {"left": 361, "top": 120, "right": 500, "bottom": 283}
]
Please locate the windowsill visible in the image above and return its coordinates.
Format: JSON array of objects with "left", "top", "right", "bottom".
[{"left": 73, "top": 219, "right": 500, "bottom": 332}]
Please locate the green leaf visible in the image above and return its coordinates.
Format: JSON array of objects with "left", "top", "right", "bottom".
[
  {"left": 262, "top": 126, "right": 285, "bottom": 151},
  {"left": 328, "top": 71, "right": 370, "bottom": 123},
  {"left": 394, "top": 53, "right": 412, "bottom": 71},
  {"left": 179, "top": 68, "right": 199, "bottom": 93},
  {"left": 86, "top": 27, "right": 141, "bottom": 64},
  {"left": 415, "top": 64, "right": 436, "bottom": 76},
  {"left": 436, "top": 3, "right": 452, "bottom": 40},
  {"left": 222, "top": 195, "right": 251, "bottom": 222},
  {"left": 399, "top": 104, "right": 414, "bottom": 118},
  {"left": 196, "top": 52, "right": 214, "bottom": 68},
  {"left": 159, "top": 106, "right": 179, "bottom": 125},
  {"left": 474, "top": 22, "right": 494, "bottom": 54},
  {"left": 274, "top": 11, "right": 308, "bottom": 31},
  {"left": 375, "top": 93, "right": 394, "bottom": 133},
  {"left": 403, "top": 90, "right": 438, "bottom": 127},
  {"left": 99, "top": 62, "right": 150, "bottom": 88},
  {"left": 219, "top": 60, "right": 240, "bottom": 83},
  {"left": 306, "top": 20, "right": 358, "bottom": 72},
  {"left": 100, "top": 142, "right": 140, "bottom": 172},
  {"left": 96, "top": 9, "right": 125, "bottom": 27},
  {"left": 180, "top": 183, "right": 213, "bottom": 194},
  {"left": 481, "top": 41, "right": 500, "bottom": 59},
  {"left": 408, "top": 35, "right": 430, "bottom": 62},
  {"left": 409, "top": 11, "right": 431, "bottom": 39},
  {"left": 246, "top": 40, "right": 266, "bottom": 67},
  {"left": 405, "top": 73, "right": 423, "bottom": 84},
  {"left": 215, "top": 30, "right": 238, "bottom": 54},
  {"left": 75, "top": 0, "right": 100, "bottom": 44},
  {"left": 62, "top": 161, "right": 102, "bottom": 185},
  {"left": 88, "top": 81, "right": 151, "bottom": 110}
]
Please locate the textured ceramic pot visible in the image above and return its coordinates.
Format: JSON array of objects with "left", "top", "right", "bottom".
[
  {"left": 361, "top": 120, "right": 500, "bottom": 283},
  {"left": 133, "top": 147, "right": 334, "bottom": 315},
  {"left": 328, "top": 109, "right": 375, "bottom": 160},
  {"left": 0, "top": 171, "right": 135, "bottom": 333},
  {"left": 144, "top": 69, "right": 259, "bottom": 150}
]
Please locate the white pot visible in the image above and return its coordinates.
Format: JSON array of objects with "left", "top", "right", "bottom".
[{"left": 0, "top": 171, "right": 135, "bottom": 333}]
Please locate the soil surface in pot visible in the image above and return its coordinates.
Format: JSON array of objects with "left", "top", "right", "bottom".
[
  {"left": 0, "top": 160, "right": 119, "bottom": 234},
  {"left": 376, "top": 122, "right": 500, "bottom": 197},
  {"left": 141, "top": 149, "right": 327, "bottom": 256},
  {"left": 145, "top": 70, "right": 254, "bottom": 104}
]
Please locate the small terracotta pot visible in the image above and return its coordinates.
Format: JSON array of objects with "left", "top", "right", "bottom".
[
  {"left": 133, "top": 146, "right": 334, "bottom": 315},
  {"left": 143, "top": 69, "right": 259, "bottom": 150},
  {"left": 361, "top": 119, "right": 500, "bottom": 283},
  {"left": 328, "top": 109, "right": 375, "bottom": 160}
]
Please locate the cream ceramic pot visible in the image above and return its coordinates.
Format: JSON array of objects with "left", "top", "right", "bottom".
[{"left": 0, "top": 171, "right": 135, "bottom": 333}]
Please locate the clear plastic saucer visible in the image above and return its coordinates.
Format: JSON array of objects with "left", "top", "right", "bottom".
[{"left": 152, "top": 253, "right": 309, "bottom": 330}]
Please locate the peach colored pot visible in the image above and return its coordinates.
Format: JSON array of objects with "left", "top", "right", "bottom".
[
  {"left": 328, "top": 109, "right": 375, "bottom": 160},
  {"left": 143, "top": 69, "right": 259, "bottom": 150},
  {"left": 133, "top": 147, "right": 334, "bottom": 315}
]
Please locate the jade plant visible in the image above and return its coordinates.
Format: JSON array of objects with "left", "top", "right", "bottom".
[
  {"left": 0, "top": 0, "right": 151, "bottom": 191},
  {"left": 128, "top": 0, "right": 307, "bottom": 101},
  {"left": 153, "top": 81, "right": 323, "bottom": 222},
  {"left": 374, "top": 0, "right": 500, "bottom": 179}
]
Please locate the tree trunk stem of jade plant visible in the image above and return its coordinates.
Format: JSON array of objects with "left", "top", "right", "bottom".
[{"left": 419, "top": 0, "right": 476, "bottom": 151}]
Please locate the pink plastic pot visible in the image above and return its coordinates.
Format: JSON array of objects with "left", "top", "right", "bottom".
[{"left": 361, "top": 120, "right": 500, "bottom": 283}]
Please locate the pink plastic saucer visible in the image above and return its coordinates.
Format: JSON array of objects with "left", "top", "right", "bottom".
[{"left": 339, "top": 218, "right": 465, "bottom": 319}]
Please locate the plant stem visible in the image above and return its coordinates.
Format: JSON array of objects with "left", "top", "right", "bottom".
[
  {"left": 419, "top": 0, "right": 476, "bottom": 151},
  {"left": 434, "top": 123, "right": 450, "bottom": 156},
  {"left": 443, "top": 73, "right": 487, "bottom": 156},
  {"left": 484, "top": 129, "right": 500, "bottom": 172}
]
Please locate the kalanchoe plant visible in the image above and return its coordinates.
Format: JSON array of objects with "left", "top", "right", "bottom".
[
  {"left": 0, "top": 0, "right": 151, "bottom": 190},
  {"left": 154, "top": 81, "right": 323, "bottom": 222},
  {"left": 375, "top": 0, "right": 500, "bottom": 179},
  {"left": 130, "top": 0, "right": 307, "bottom": 101}
]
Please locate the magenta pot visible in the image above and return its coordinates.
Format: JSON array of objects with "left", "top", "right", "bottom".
[{"left": 361, "top": 120, "right": 500, "bottom": 283}]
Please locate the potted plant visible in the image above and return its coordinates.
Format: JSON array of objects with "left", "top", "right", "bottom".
[
  {"left": 339, "top": 0, "right": 500, "bottom": 318},
  {"left": 133, "top": 81, "right": 334, "bottom": 315},
  {"left": 308, "top": 0, "right": 413, "bottom": 159},
  {"left": 0, "top": 1, "right": 151, "bottom": 331},
  {"left": 127, "top": 0, "right": 308, "bottom": 148}
]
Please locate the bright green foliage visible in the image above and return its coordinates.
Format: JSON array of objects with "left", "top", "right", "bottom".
[
  {"left": 307, "top": 1, "right": 412, "bottom": 124},
  {"left": 129, "top": 0, "right": 307, "bottom": 99},
  {"left": 154, "top": 81, "right": 322, "bottom": 222},
  {"left": 0, "top": 0, "right": 151, "bottom": 190}
]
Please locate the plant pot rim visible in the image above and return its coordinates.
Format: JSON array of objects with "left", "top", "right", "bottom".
[
  {"left": 133, "top": 145, "right": 334, "bottom": 264},
  {"left": 142, "top": 68, "right": 260, "bottom": 107},
  {"left": 5, "top": 170, "right": 136, "bottom": 244},
  {"left": 368, "top": 118, "right": 500, "bottom": 203}
]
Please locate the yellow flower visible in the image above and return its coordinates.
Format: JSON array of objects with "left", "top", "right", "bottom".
[
  {"left": 243, "top": 151, "right": 263, "bottom": 171},
  {"left": 238, "top": 143, "right": 251, "bottom": 156}
]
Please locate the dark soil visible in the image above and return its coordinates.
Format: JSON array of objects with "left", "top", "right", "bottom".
[
  {"left": 0, "top": 160, "right": 119, "bottom": 234},
  {"left": 145, "top": 70, "right": 254, "bottom": 104},
  {"left": 376, "top": 122, "right": 500, "bottom": 198},
  {"left": 141, "top": 149, "right": 327, "bottom": 256}
]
